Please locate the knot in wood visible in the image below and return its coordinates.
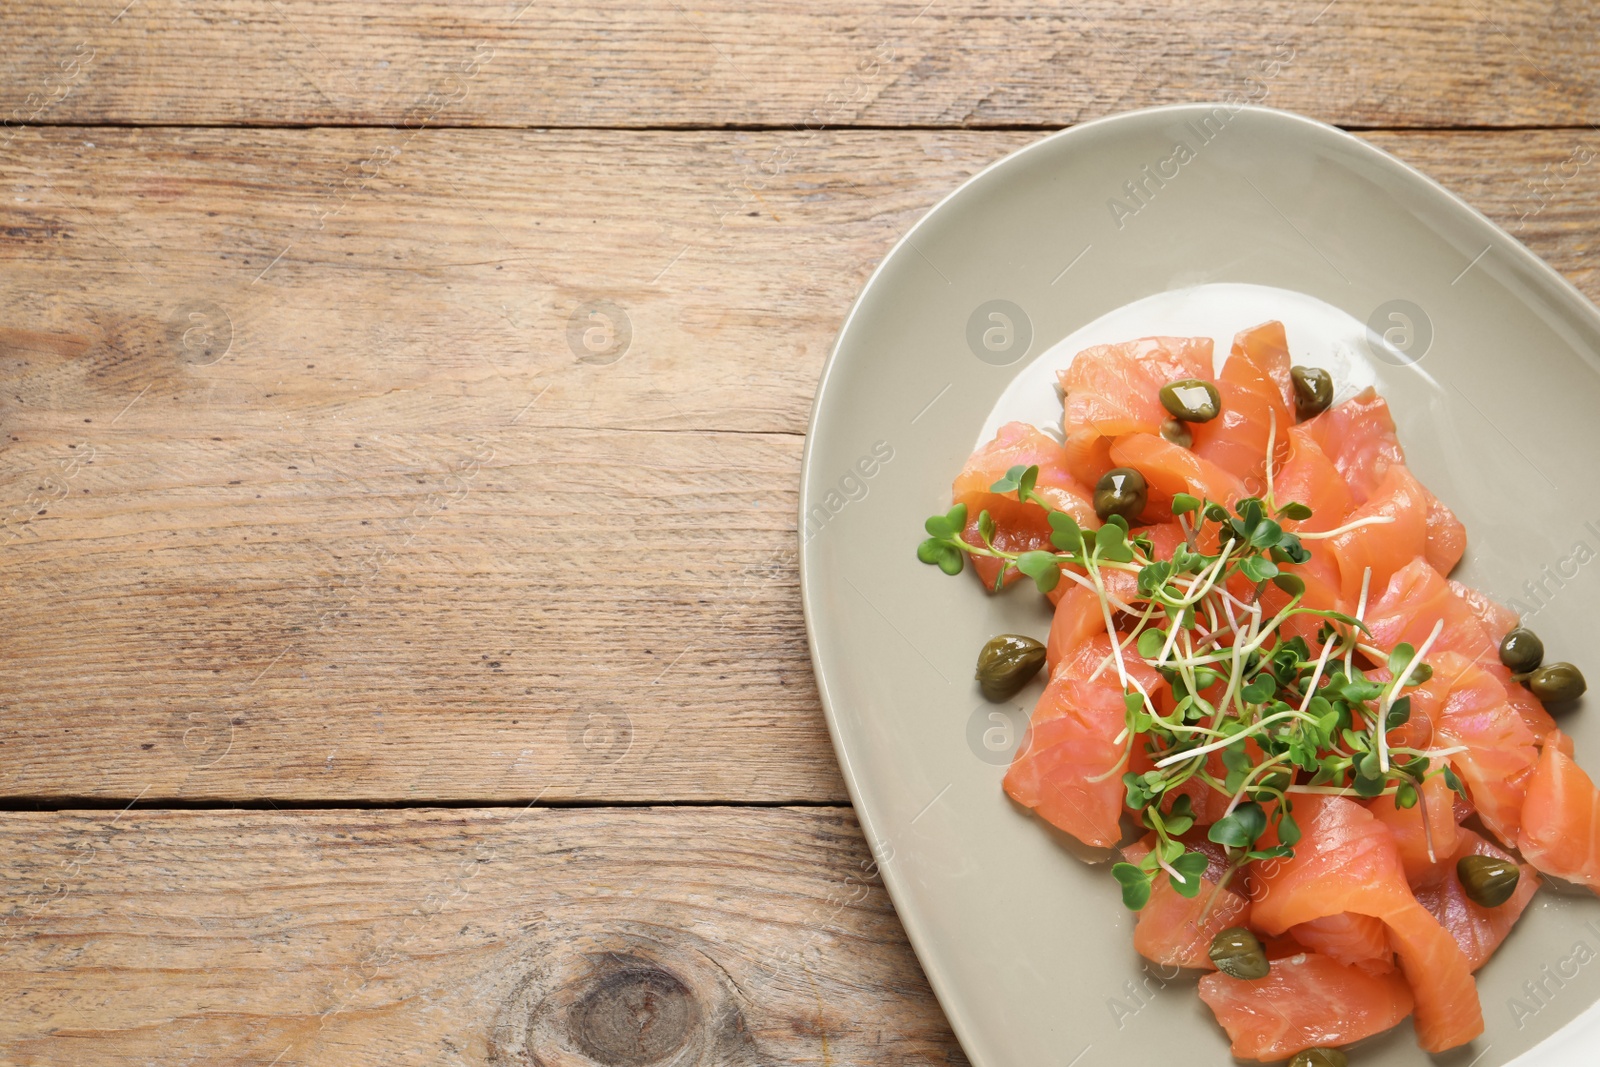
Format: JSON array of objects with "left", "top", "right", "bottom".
[{"left": 568, "top": 963, "right": 699, "bottom": 1067}]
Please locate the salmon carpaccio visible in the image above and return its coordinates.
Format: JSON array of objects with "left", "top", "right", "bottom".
[{"left": 935, "top": 320, "right": 1591, "bottom": 1062}]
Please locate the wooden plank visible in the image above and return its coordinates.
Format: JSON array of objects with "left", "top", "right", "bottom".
[
  {"left": 3, "top": 128, "right": 1600, "bottom": 803},
  {"left": 0, "top": 806, "right": 960, "bottom": 1066},
  {"left": 4, "top": 0, "right": 1600, "bottom": 129}
]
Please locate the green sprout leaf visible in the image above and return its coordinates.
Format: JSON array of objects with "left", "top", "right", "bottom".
[
  {"left": 977, "top": 509, "right": 996, "bottom": 546},
  {"left": 1168, "top": 850, "right": 1210, "bottom": 898},
  {"left": 1047, "top": 510, "right": 1083, "bottom": 552},
  {"left": 1277, "top": 811, "right": 1301, "bottom": 847},
  {"left": 1111, "top": 862, "right": 1153, "bottom": 910},
  {"left": 1096, "top": 521, "right": 1135, "bottom": 563},
  {"left": 989, "top": 465, "right": 1027, "bottom": 495},
  {"left": 1277, "top": 501, "right": 1313, "bottom": 521},
  {"left": 1208, "top": 801, "right": 1268, "bottom": 849},
  {"left": 1137, "top": 628, "right": 1167, "bottom": 659},
  {"left": 923, "top": 503, "right": 969, "bottom": 538},
  {"left": 1016, "top": 550, "right": 1060, "bottom": 594},
  {"left": 1172, "top": 493, "right": 1202, "bottom": 516},
  {"left": 916, "top": 537, "right": 965, "bottom": 575},
  {"left": 1272, "top": 573, "right": 1306, "bottom": 597},
  {"left": 1016, "top": 465, "right": 1039, "bottom": 503}
]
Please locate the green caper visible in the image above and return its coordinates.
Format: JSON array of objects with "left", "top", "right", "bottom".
[
  {"left": 1499, "top": 627, "right": 1545, "bottom": 674},
  {"left": 1158, "top": 418, "right": 1193, "bottom": 448},
  {"left": 1288, "top": 1050, "right": 1348, "bottom": 1067},
  {"left": 1208, "top": 926, "right": 1270, "bottom": 980},
  {"left": 1457, "top": 854, "right": 1521, "bottom": 908},
  {"left": 1158, "top": 378, "right": 1221, "bottom": 423},
  {"left": 1290, "top": 365, "right": 1334, "bottom": 420},
  {"left": 1528, "top": 662, "right": 1586, "bottom": 704},
  {"left": 1093, "top": 467, "right": 1147, "bottom": 522},
  {"left": 975, "top": 634, "right": 1047, "bottom": 702}
]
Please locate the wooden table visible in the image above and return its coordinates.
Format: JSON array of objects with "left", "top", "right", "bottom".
[{"left": 2, "top": 3, "right": 1597, "bottom": 1063}]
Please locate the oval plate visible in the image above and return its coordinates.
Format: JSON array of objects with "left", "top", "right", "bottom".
[{"left": 799, "top": 104, "right": 1600, "bottom": 1067}]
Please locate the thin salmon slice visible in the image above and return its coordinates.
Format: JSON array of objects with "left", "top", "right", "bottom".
[
  {"left": 1326, "top": 465, "right": 1433, "bottom": 604},
  {"left": 1517, "top": 732, "right": 1600, "bottom": 893},
  {"left": 1108, "top": 433, "right": 1246, "bottom": 519},
  {"left": 1363, "top": 558, "right": 1497, "bottom": 663},
  {"left": 1368, "top": 773, "right": 1461, "bottom": 883},
  {"left": 1413, "top": 829, "right": 1540, "bottom": 970},
  {"left": 1303, "top": 387, "right": 1406, "bottom": 505},
  {"left": 1289, "top": 913, "right": 1395, "bottom": 974},
  {"left": 1003, "top": 636, "right": 1160, "bottom": 849},
  {"left": 1272, "top": 424, "right": 1353, "bottom": 533},
  {"left": 1199, "top": 952, "right": 1415, "bottom": 1060},
  {"left": 1250, "top": 795, "right": 1483, "bottom": 1053},
  {"left": 1058, "top": 336, "right": 1214, "bottom": 485},
  {"left": 1445, "top": 582, "right": 1557, "bottom": 741},
  {"left": 1425, "top": 653, "right": 1540, "bottom": 848},
  {"left": 1123, "top": 837, "right": 1251, "bottom": 969},
  {"left": 1045, "top": 583, "right": 1106, "bottom": 675},
  {"left": 952, "top": 422, "right": 1099, "bottom": 590},
  {"left": 1190, "top": 321, "right": 1294, "bottom": 487}
]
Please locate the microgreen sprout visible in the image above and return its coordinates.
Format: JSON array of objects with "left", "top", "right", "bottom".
[{"left": 917, "top": 465, "right": 1464, "bottom": 909}]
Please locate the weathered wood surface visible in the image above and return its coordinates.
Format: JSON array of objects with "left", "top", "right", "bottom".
[
  {"left": 3, "top": 128, "right": 1600, "bottom": 802},
  {"left": 5, "top": 1, "right": 1600, "bottom": 129},
  {"left": 0, "top": 806, "right": 963, "bottom": 1066}
]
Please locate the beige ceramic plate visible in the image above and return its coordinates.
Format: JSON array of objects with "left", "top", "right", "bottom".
[{"left": 799, "top": 104, "right": 1600, "bottom": 1067}]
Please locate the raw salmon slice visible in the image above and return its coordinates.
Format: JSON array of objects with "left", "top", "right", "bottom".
[
  {"left": 1368, "top": 772, "right": 1461, "bottom": 883},
  {"left": 1413, "top": 829, "right": 1540, "bottom": 970},
  {"left": 952, "top": 422, "right": 1099, "bottom": 590},
  {"left": 1250, "top": 795, "right": 1483, "bottom": 1052},
  {"left": 1326, "top": 465, "right": 1433, "bottom": 604},
  {"left": 1199, "top": 952, "right": 1415, "bottom": 1060},
  {"left": 1003, "top": 636, "right": 1160, "bottom": 849},
  {"left": 1190, "top": 321, "right": 1294, "bottom": 487},
  {"left": 1059, "top": 336, "right": 1213, "bottom": 484},
  {"left": 1362, "top": 557, "right": 1497, "bottom": 664},
  {"left": 1289, "top": 913, "right": 1395, "bottom": 974},
  {"left": 1303, "top": 387, "right": 1406, "bottom": 505},
  {"left": 1108, "top": 433, "right": 1246, "bottom": 519},
  {"left": 1425, "top": 653, "right": 1540, "bottom": 848},
  {"left": 1272, "top": 424, "right": 1353, "bottom": 533},
  {"left": 1445, "top": 582, "right": 1557, "bottom": 741},
  {"left": 1517, "top": 732, "right": 1600, "bottom": 893},
  {"left": 1123, "top": 837, "right": 1251, "bottom": 969}
]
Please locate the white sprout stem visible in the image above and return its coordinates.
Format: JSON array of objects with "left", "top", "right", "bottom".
[
  {"left": 1377, "top": 618, "right": 1445, "bottom": 773},
  {"left": 1087, "top": 560, "right": 1132, "bottom": 693},
  {"left": 1089, "top": 601, "right": 1160, "bottom": 685},
  {"left": 1152, "top": 709, "right": 1316, "bottom": 769},
  {"left": 1346, "top": 567, "right": 1373, "bottom": 674},
  {"left": 1222, "top": 752, "right": 1292, "bottom": 818},
  {"left": 1264, "top": 407, "right": 1278, "bottom": 508},
  {"left": 1298, "top": 514, "right": 1398, "bottom": 540},
  {"left": 1298, "top": 635, "right": 1340, "bottom": 714}
]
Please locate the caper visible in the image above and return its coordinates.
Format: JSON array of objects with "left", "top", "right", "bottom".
[
  {"left": 1499, "top": 627, "right": 1545, "bottom": 674},
  {"left": 1158, "top": 378, "right": 1221, "bottom": 423},
  {"left": 1528, "top": 662, "right": 1586, "bottom": 704},
  {"left": 975, "top": 634, "right": 1047, "bottom": 702},
  {"left": 1158, "top": 418, "right": 1193, "bottom": 449},
  {"left": 1093, "top": 467, "right": 1147, "bottom": 522},
  {"left": 1288, "top": 1050, "right": 1348, "bottom": 1067},
  {"left": 1208, "top": 926, "right": 1270, "bottom": 980},
  {"left": 1290, "top": 365, "right": 1334, "bottom": 420},
  {"left": 1457, "top": 854, "right": 1521, "bottom": 908}
]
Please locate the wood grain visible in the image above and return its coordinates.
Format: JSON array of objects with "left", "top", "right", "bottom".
[
  {"left": 4, "top": 1, "right": 1600, "bottom": 130},
  {"left": 0, "top": 806, "right": 963, "bottom": 1066},
  {"left": 3, "top": 127, "right": 1600, "bottom": 803}
]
